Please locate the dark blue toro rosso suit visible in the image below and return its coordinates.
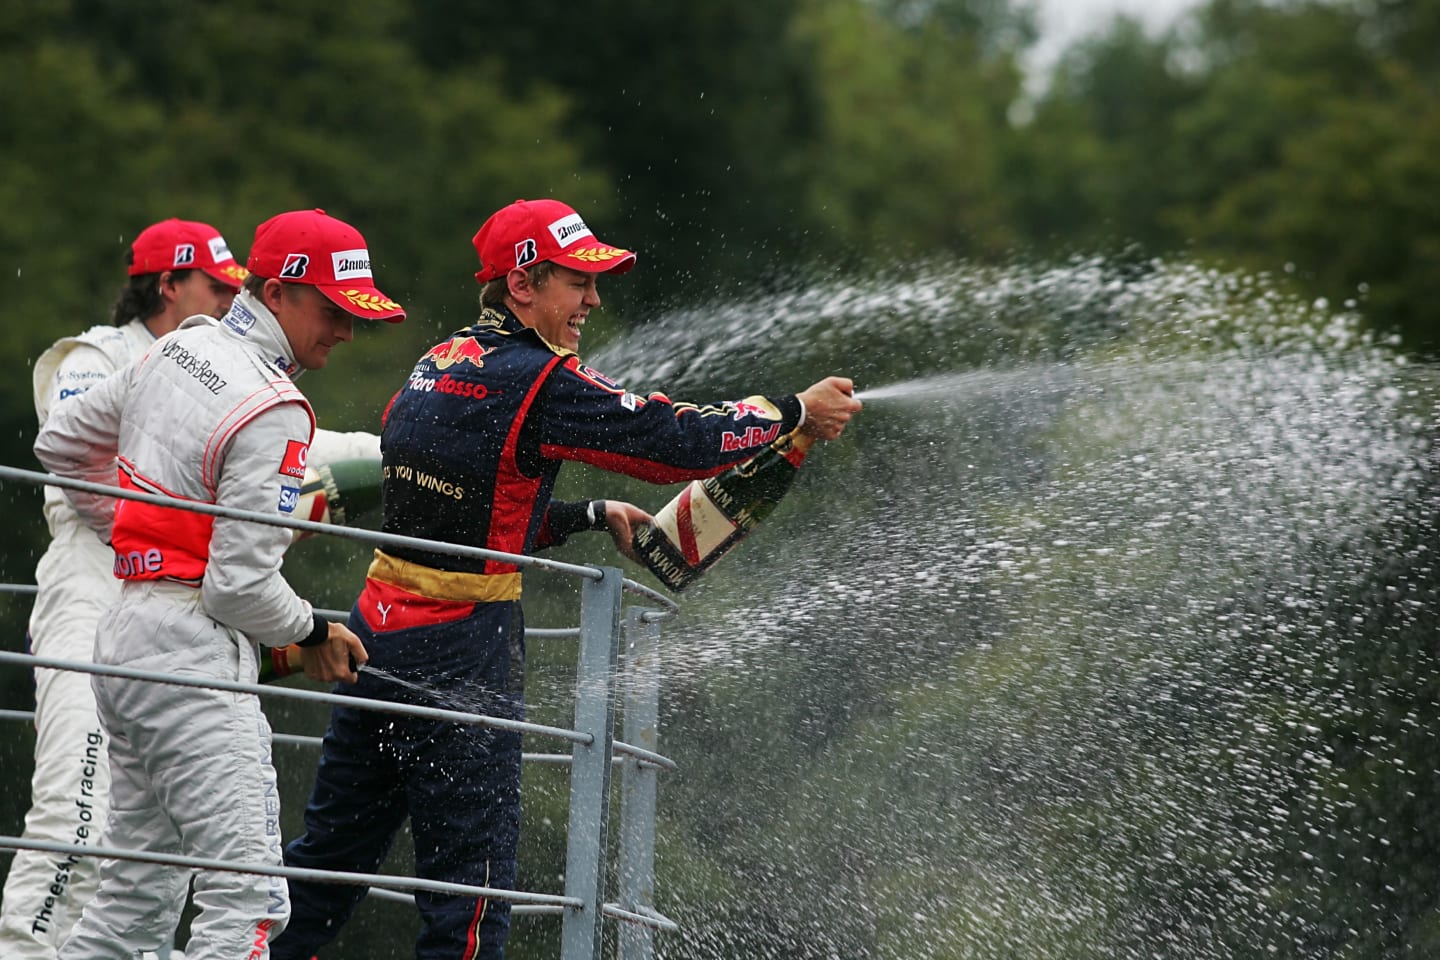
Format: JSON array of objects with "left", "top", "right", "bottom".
[{"left": 274, "top": 305, "right": 803, "bottom": 959}]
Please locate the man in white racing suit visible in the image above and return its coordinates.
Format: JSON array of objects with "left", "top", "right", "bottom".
[
  {"left": 31, "top": 208, "right": 402, "bottom": 959},
  {"left": 2, "top": 218, "right": 253, "bottom": 959},
  {"left": 2, "top": 217, "right": 382, "bottom": 959}
]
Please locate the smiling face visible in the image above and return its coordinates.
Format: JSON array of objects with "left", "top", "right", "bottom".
[
  {"left": 267, "top": 280, "right": 355, "bottom": 370},
  {"left": 511, "top": 264, "right": 601, "bottom": 353}
]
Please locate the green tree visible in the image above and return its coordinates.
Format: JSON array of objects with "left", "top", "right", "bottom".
[
  {"left": 790, "top": 0, "right": 1030, "bottom": 262},
  {"left": 1012, "top": 17, "right": 1201, "bottom": 254}
]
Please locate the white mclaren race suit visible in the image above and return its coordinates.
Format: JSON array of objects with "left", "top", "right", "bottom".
[{"left": 29, "top": 291, "right": 367, "bottom": 960}]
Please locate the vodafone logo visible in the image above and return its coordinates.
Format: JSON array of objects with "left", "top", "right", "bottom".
[{"left": 279, "top": 439, "right": 309, "bottom": 478}]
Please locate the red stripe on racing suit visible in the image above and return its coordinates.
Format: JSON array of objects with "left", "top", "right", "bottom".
[
  {"left": 486, "top": 354, "right": 563, "bottom": 575},
  {"left": 110, "top": 458, "right": 214, "bottom": 584},
  {"left": 108, "top": 383, "right": 315, "bottom": 586},
  {"left": 357, "top": 577, "right": 477, "bottom": 633}
]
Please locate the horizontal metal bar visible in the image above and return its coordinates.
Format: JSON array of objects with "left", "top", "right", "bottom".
[
  {"left": 521, "top": 627, "right": 583, "bottom": 639},
  {"left": 3, "top": 594, "right": 590, "bottom": 647},
  {"left": 0, "top": 651, "right": 590, "bottom": 746},
  {"left": 601, "top": 902, "right": 681, "bottom": 933},
  {"left": 612, "top": 739, "right": 678, "bottom": 772},
  {"left": 0, "top": 835, "right": 581, "bottom": 909},
  {"left": 314, "top": 606, "right": 579, "bottom": 641},
  {"left": 1, "top": 716, "right": 673, "bottom": 773},
  {"left": 0, "top": 465, "right": 602, "bottom": 581},
  {"left": 620, "top": 579, "right": 680, "bottom": 617},
  {"left": 364, "top": 886, "right": 563, "bottom": 916},
  {"left": 272, "top": 738, "right": 671, "bottom": 772}
]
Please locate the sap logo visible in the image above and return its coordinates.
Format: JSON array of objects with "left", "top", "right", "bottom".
[
  {"left": 278, "top": 485, "right": 299, "bottom": 514},
  {"left": 173, "top": 243, "right": 196, "bottom": 267},
  {"left": 279, "top": 254, "right": 309, "bottom": 279},
  {"left": 331, "top": 248, "right": 371, "bottom": 281},
  {"left": 113, "top": 548, "right": 164, "bottom": 577},
  {"left": 720, "top": 424, "right": 780, "bottom": 452},
  {"left": 514, "top": 238, "right": 537, "bottom": 269}
]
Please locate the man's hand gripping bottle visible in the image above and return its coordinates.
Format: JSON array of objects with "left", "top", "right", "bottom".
[
  {"left": 631, "top": 428, "right": 814, "bottom": 593},
  {"left": 259, "top": 457, "right": 383, "bottom": 681}
]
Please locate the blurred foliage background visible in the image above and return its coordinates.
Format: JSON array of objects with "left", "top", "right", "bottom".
[{"left": 2, "top": 0, "right": 1439, "bottom": 956}]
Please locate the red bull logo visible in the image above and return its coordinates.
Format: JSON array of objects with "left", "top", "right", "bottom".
[
  {"left": 728, "top": 399, "right": 778, "bottom": 420},
  {"left": 422, "top": 336, "right": 494, "bottom": 370},
  {"left": 720, "top": 424, "right": 780, "bottom": 452}
]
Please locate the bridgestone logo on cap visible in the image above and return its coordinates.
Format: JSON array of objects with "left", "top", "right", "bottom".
[
  {"left": 280, "top": 254, "right": 310, "bottom": 279},
  {"left": 332, "top": 249, "right": 372, "bottom": 281},
  {"left": 515, "top": 239, "right": 537, "bottom": 269},
  {"left": 174, "top": 244, "right": 196, "bottom": 266},
  {"left": 548, "top": 214, "right": 594, "bottom": 248}
]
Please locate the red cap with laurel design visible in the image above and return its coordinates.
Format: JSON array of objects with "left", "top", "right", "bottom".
[
  {"left": 128, "top": 218, "right": 249, "bottom": 289},
  {"left": 247, "top": 209, "right": 405, "bottom": 322},
  {"left": 472, "top": 199, "right": 636, "bottom": 284}
]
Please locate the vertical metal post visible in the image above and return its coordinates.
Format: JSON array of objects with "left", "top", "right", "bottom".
[
  {"left": 560, "top": 566, "right": 624, "bottom": 960},
  {"left": 617, "top": 608, "right": 662, "bottom": 960}
]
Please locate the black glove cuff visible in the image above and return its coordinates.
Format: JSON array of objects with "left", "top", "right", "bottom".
[
  {"left": 298, "top": 611, "right": 328, "bottom": 647},
  {"left": 587, "top": 499, "right": 609, "bottom": 531}
]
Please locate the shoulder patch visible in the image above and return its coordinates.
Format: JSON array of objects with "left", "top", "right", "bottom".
[{"left": 279, "top": 440, "right": 309, "bottom": 479}]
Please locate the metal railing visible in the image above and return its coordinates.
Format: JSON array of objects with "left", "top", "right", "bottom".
[{"left": 0, "top": 464, "right": 679, "bottom": 958}]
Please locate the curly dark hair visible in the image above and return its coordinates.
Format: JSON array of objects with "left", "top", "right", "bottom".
[
  {"left": 110, "top": 241, "right": 207, "bottom": 324},
  {"left": 109, "top": 273, "right": 172, "bottom": 326}
]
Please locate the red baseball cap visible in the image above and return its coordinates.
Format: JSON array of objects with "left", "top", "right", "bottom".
[
  {"left": 128, "top": 218, "right": 248, "bottom": 288},
  {"left": 246, "top": 209, "right": 405, "bottom": 322},
  {"left": 472, "top": 199, "right": 636, "bottom": 284}
]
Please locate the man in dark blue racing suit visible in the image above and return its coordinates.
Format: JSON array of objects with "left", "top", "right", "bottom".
[{"left": 273, "top": 198, "right": 861, "bottom": 959}]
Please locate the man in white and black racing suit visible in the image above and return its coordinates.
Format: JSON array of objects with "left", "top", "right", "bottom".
[
  {"left": 32, "top": 209, "right": 402, "bottom": 960},
  {"left": 2, "top": 217, "right": 381, "bottom": 960}
]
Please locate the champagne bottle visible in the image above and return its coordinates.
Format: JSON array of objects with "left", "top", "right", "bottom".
[
  {"left": 257, "top": 643, "right": 305, "bottom": 683},
  {"left": 293, "top": 458, "right": 383, "bottom": 543},
  {"left": 632, "top": 428, "right": 814, "bottom": 593}
]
